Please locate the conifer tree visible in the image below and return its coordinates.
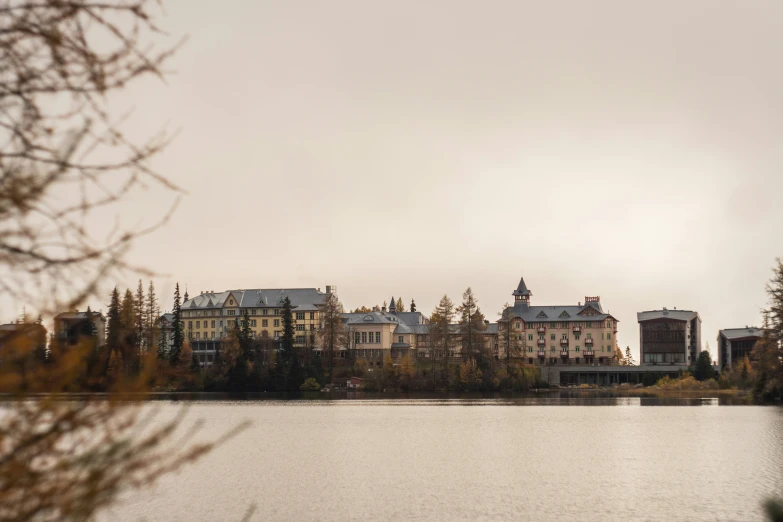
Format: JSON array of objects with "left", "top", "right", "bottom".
[
  {"left": 625, "top": 346, "right": 635, "bottom": 366},
  {"left": 170, "top": 283, "right": 183, "bottom": 366},
  {"left": 106, "top": 287, "right": 122, "bottom": 355},
  {"left": 395, "top": 297, "right": 405, "bottom": 312},
  {"left": 120, "top": 289, "right": 136, "bottom": 370},
  {"left": 410, "top": 299, "right": 416, "bottom": 312},
  {"left": 319, "top": 292, "right": 345, "bottom": 383},
  {"left": 281, "top": 297, "right": 295, "bottom": 357},
  {"left": 146, "top": 281, "right": 159, "bottom": 354},
  {"left": 134, "top": 280, "right": 145, "bottom": 353}
]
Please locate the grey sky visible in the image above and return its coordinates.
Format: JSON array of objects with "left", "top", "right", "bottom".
[{"left": 16, "top": 0, "right": 783, "bottom": 360}]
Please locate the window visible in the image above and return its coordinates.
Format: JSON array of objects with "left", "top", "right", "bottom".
[
  {"left": 263, "top": 309, "right": 268, "bottom": 315},
  {"left": 310, "top": 312, "right": 315, "bottom": 320},
  {"left": 296, "top": 325, "right": 305, "bottom": 331},
  {"left": 561, "top": 333, "right": 567, "bottom": 340},
  {"left": 576, "top": 346, "right": 580, "bottom": 352},
  {"left": 528, "top": 334, "right": 533, "bottom": 341},
  {"left": 607, "top": 333, "right": 611, "bottom": 340},
  {"left": 361, "top": 332, "right": 367, "bottom": 343},
  {"left": 251, "top": 319, "right": 257, "bottom": 327},
  {"left": 296, "top": 312, "right": 305, "bottom": 320},
  {"left": 575, "top": 334, "right": 580, "bottom": 340},
  {"left": 375, "top": 332, "right": 381, "bottom": 343},
  {"left": 196, "top": 321, "right": 200, "bottom": 328},
  {"left": 262, "top": 320, "right": 268, "bottom": 327},
  {"left": 310, "top": 324, "right": 316, "bottom": 330},
  {"left": 251, "top": 309, "right": 257, "bottom": 315},
  {"left": 211, "top": 332, "right": 215, "bottom": 340},
  {"left": 195, "top": 332, "right": 200, "bottom": 340},
  {"left": 274, "top": 309, "right": 279, "bottom": 315},
  {"left": 539, "top": 335, "right": 544, "bottom": 341},
  {"left": 296, "top": 335, "right": 305, "bottom": 344},
  {"left": 587, "top": 333, "right": 592, "bottom": 339},
  {"left": 227, "top": 310, "right": 236, "bottom": 316},
  {"left": 527, "top": 347, "right": 533, "bottom": 352},
  {"left": 355, "top": 332, "right": 360, "bottom": 344},
  {"left": 398, "top": 336, "right": 403, "bottom": 343},
  {"left": 211, "top": 320, "right": 215, "bottom": 328},
  {"left": 550, "top": 322, "right": 556, "bottom": 328},
  {"left": 515, "top": 322, "right": 521, "bottom": 329},
  {"left": 188, "top": 321, "right": 192, "bottom": 329},
  {"left": 550, "top": 346, "right": 556, "bottom": 352},
  {"left": 550, "top": 334, "right": 555, "bottom": 341},
  {"left": 219, "top": 320, "right": 223, "bottom": 328},
  {"left": 274, "top": 319, "right": 280, "bottom": 327}
]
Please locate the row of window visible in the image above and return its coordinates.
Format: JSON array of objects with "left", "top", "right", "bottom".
[
  {"left": 187, "top": 318, "right": 320, "bottom": 330},
  {"left": 520, "top": 321, "right": 615, "bottom": 329},
  {"left": 354, "top": 331, "right": 382, "bottom": 344},
  {"left": 527, "top": 345, "right": 614, "bottom": 353},
  {"left": 183, "top": 309, "right": 317, "bottom": 319}
]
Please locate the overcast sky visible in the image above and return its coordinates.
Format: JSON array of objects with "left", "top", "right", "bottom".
[{"left": 13, "top": 0, "right": 783, "bottom": 360}]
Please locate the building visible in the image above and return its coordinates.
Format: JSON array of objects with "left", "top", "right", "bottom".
[
  {"left": 717, "top": 327, "right": 768, "bottom": 369},
  {"left": 53, "top": 309, "right": 106, "bottom": 348},
  {"left": 0, "top": 322, "right": 48, "bottom": 364},
  {"left": 637, "top": 308, "right": 701, "bottom": 366},
  {"left": 182, "top": 286, "right": 332, "bottom": 365},
  {"left": 341, "top": 297, "right": 427, "bottom": 367},
  {"left": 497, "top": 277, "right": 619, "bottom": 366}
]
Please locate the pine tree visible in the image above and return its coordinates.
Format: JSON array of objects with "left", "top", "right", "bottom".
[
  {"left": 410, "top": 299, "right": 416, "bottom": 312},
  {"left": 395, "top": 297, "right": 405, "bottom": 312},
  {"left": 120, "top": 289, "right": 136, "bottom": 370},
  {"left": 106, "top": 287, "right": 122, "bottom": 354},
  {"left": 281, "top": 297, "right": 295, "bottom": 357},
  {"left": 134, "top": 280, "right": 145, "bottom": 353},
  {"left": 146, "top": 281, "right": 159, "bottom": 355},
  {"left": 170, "top": 283, "right": 183, "bottom": 366},
  {"left": 625, "top": 346, "right": 635, "bottom": 366}
]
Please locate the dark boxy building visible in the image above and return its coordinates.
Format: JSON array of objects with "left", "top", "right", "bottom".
[
  {"left": 717, "top": 328, "right": 768, "bottom": 369},
  {"left": 637, "top": 308, "right": 701, "bottom": 366}
]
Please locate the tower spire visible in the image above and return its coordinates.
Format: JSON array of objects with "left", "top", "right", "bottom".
[{"left": 388, "top": 296, "right": 396, "bottom": 313}]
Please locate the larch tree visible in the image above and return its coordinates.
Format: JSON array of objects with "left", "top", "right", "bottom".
[
  {"left": 456, "top": 288, "right": 486, "bottom": 363},
  {"left": 430, "top": 295, "right": 454, "bottom": 380},
  {"left": 498, "top": 303, "right": 522, "bottom": 362},
  {"left": 319, "top": 292, "right": 345, "bottom": 383},
  {"left": 395, "top": 297, "right": 405, "bottom": 312},
  {"left": 134, "top": 280, "right": 146, "bottom": 354}
]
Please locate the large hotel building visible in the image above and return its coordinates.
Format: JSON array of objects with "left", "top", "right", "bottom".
[{"left": 168, "top": 277, "right": 621, "bottom": 367}]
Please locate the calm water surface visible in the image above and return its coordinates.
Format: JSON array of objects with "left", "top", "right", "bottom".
[{"left": 102, "top": 397, "right": 783, "bottom": 522}]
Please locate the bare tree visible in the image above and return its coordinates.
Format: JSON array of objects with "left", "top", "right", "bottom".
[
  {"left": 0, "top": 1, "right": 185, "bottom": 314},
  {"left": 318, "top": 291, "right": 345, "bottom": 383},
  {"left": 0, "top": 4, "right": 246, "bottom": 521}
]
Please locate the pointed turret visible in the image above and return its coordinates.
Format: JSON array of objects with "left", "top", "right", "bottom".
[
  {"left": 183, "top": 285, "right": 189, "bottom": 302},
  {"left": 388, "top": 296, "right": 396, "bottom": 313}
]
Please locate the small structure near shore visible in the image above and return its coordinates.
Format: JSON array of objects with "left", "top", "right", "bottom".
[{"left": 346, "top": 377, "right": 364, "bottom": 390}]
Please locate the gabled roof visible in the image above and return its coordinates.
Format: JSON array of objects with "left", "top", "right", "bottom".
[
  {"left": 512, "top": 277, "right": 531, "bottom": 297},
  {"left": 505, "top": 302, "right": 615, "bottom": 323},
  {"left": 182, "top": 288, "right": 328, "bottom": 310}
]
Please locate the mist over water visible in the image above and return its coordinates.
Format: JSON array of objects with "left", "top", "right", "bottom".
[{"left": 103, "top": 398, "right": 783, "bottom": 522}]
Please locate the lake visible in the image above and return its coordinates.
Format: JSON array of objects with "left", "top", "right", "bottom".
[{"left": 101, "top": 395, "right": 783, "bottom": 522}]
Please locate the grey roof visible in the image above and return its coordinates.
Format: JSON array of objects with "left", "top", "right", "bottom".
[
  {"left": 55, "top": 311, "right": 105, "bottom": 321},
  {"left": 505, "top": 302, "right": 613, "bottom": 323},
  {"left": 159, "top": 313, "right": 175, "bottom": 323},
  {"left": 393, "top": 322, "right": 414, "bottom": 334},
  {"left": 392, "top": 312, "right": 428, "bottom": 326},
  {"left": 485, "top": 324, "right": 498, "bottom": 334},
  {"left": 512, "top": 277, "right": 532, "bottom": 297},
  {"left": 719, "top": 327, "right": 769, "bottom": 340},
  {"left": 182, "top": 288, "right": 328, "bottom": 310},
  {"left": 391, "top": 342, "right": 410, "bottom": 349},
  {"left": 388, "top": 297, "right": 396, "bottom": 312},
  {"left": 342, "top": 311, "right": 403, "bottom": 325},
  {"left": 637, "top": 310, "right": 699, "bottom": 322}
]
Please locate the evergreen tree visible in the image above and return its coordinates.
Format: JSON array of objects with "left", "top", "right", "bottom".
[
  {"left": 456, "top": 287, "right": 486, "bottom": 362},
  {"left": 146, "top": 281, "right": 159, "bottom": 355},
  {"left": 498, "top": 303, "right": 521, "bottom": 361},
  {"left": 410, "top": 299, "right": 416, "bottom": 312},
  {"left": 395, "top": 297, "right": 405, "bottom": 312},
  {"left": 157, "top": 322, "right": 167, "bottom": 361},
  {"left": 119, "top": 290, "right": 137, "bottom": 370},
  {"left": 625, "top": 346, "right": 635, "bottom": 366},
  {"left": 134, "top": 279, "right": 145, "bottom": 353},
  {"left": 170, "top": 283, "right": 183, "bottom": 366},
  {"left": 106, "top": 287, "right": 122, "bottom": 355},
  {"left": 281, "top": 297, "right": 295, "bottom": 357},
  {"left": 693, "top": 350, "right": 713, "bottom": 381}
]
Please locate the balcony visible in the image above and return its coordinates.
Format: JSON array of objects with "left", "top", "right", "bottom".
[
  {"left": 537, "top": 351, "right": 546, "bottom": 357},
  {"left": 560, "top": 338, "right": 569, "bottom": 346},
  {"left": 537, "top": 327, "right": 546, "bottom": 334},
  {"left": 585, "top": 338, "right": 593, "bottom": 345},
  {"left": 537, "top": 338, "right": 546, "bottom": 346},
  {"left": 560, "top": 350, "right": 569, "bottom": 357},
  {"left": 572, "top": 326, "right": 581, "bottom": 333},
  {"left": 584, "top": 349, "right": 594, "bottom": 357}
]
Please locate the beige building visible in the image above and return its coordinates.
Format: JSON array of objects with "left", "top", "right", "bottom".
[
  {"left": 497, "top": 277, "right": 619, "bottom": 365},
  {"left": 182, "top": 286, "right": 332, "bottom": 364},
  {"left": 54, "top": 310, "right": 106, "bottom": 348}
]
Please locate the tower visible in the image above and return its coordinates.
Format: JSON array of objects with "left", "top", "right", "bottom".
[
  {"left": 512, "top": 277, "right": 532, "bottom": 305},
  {"left": 388, "top": 296, "right": 396, "bottom": 313}
]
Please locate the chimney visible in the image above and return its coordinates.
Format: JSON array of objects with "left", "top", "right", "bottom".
[
  {"left": 325, "top": 285, "right": 332, "bottom": 294},
  {"left": 381, "top": 305, "right": 386, "bottom": 313},
  {"left": 578, "top": 301, "right": 581, "bottom": 306}
]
